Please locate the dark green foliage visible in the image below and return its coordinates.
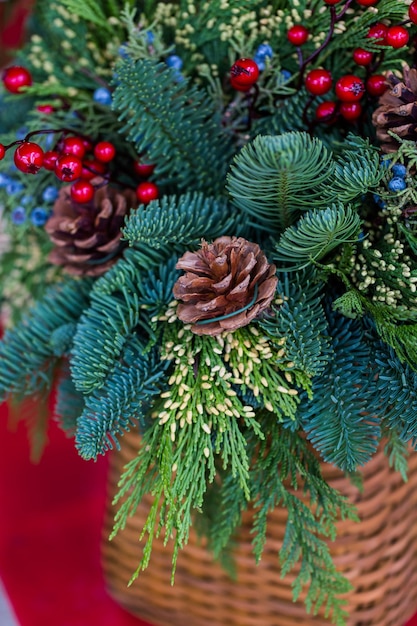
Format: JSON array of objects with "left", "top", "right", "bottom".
[
  {"left": 273, "top": 204, "right": 362, "bottom": 270},
  {"left": 75, "top": 339, "right": 168, "bottom": 459},
  {"left": 298, "top": 310, "right": 380, "bottom": 472},
  {"left": 0, "top": 278, "right": 92, "bottom": 402},
  {"left": 122, "top": 192, "right": 237, "bottom": 249},
  {"left": 71, "top": 247, "right": 178, "bottom": 394},
  {"left": 49, "top": 323, "right": 77, "bottom": 357},
  {"left": 227, "top": 132, "right": 333, "bottom": 232},
  {"left": 260, "top": 271, "right": 332, "bottom": 378},
  {"left": 375, "top": 344, "right": 417, "bottom": 448},
  {"left": 54, "top": 367, "right": 85, "bottom": 436},
  {"left": 112, "top": 58, "right": 233, "bottom": 195}
]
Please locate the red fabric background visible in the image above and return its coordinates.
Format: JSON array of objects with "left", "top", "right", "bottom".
[{"left": 0, "top": 400, "right": 151, "bottom": 626}]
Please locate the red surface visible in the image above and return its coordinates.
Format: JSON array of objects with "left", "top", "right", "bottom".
[{"left": 0, "top": 399, "right": 152, "bottom": 626}]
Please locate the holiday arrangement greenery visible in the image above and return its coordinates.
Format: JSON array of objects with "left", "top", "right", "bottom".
[{"left": 1, "top": 0, "right": 417, "bottom": 623}]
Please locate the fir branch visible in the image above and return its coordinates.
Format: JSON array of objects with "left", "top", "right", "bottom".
[
  {"left": 75, "top": 341, "right": 168, "bottom": 459},
  {"left": 58, "top": 0, "right": 113, "bottom": 31},
  {"left": 330, "top": 136, "right": 383, "bottom": 202},
  {"left": 297, "top": 310, "right": 380, "bottom": 472},
  {"left": 54, "top": 366, "right": 85, "bottom": 436},
  {"left": 260, "top": 271, "right": 332, "bottom": 379},
  {"left": 227, "top": 132, "right": 334, "bottom": 233},
  {"left": 0, "top": 278, "right": 92, "bottom": 402},
  {"left": 122, "top": 192, "right": 237, "bottom": 249},
  {"left": 112, "top": 58, "right": 233, "bottom": 195},
  {"left": 273, "top": 204, "right": 362, "bottom": 270}
]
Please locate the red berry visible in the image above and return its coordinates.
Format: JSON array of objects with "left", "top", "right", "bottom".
[
  {"left": 335, "top": 75, "right": 365, "bottom": 102},
  {"left": 339, "top": 102, "right": 362, "bottom": 121},
  {"left": 136, "top": 182, "right": 159, "bottom": 204},
  {"left": 409, "top": 1, "right": 417, "bottom": 24},
  {"left": 352, "top": 48, "right": 373, "bottom": 66},
  {"left": 134, "top": 160, "right": 155, "bottom": 178},
  {"left": 230, "top": 58, "right": 259, "bottom": 91},
  {"left": 0, "top": 144, "right": 5, "bottom": 160},
  {"left": 356, "top": 0, "right": 378, "bottom": 5},
  {"left": 54, "top": 154, "right": 83, "bottom": 182},
  {"left": 385, "top": 25, "right": 409, "bottom": 49},
  {"left": 70, "top": 180, "right": 95, "bottom": 204},
  {"left": 43, "top": 150, "right": 59, "bottom": 171},
  {"left": 14, "top": 142, "right": 44, "bottom": 174},
  {"left": 367, "top": 23, "right": 388, "bottom": 45},
  {"left": 81, "top": 137, "right": 93, "bottom": 153},
  {"left": 37, "top": 104, "right": 54, "bottom": 114},
  {"left": 287, "top": 25, "right": 309, "bottom": 46},
  {"left": 94, "top": 141, "right": 116, "bottom": 163},
  {"left": 80, "top": 158, "right": 107, "bottom": 180},
  {"left": 62, "top": 136, "right": 86, "bottom": 159},
  {"left": 315, "top": 101, "right": 337, "bottom": 122},
  {"left": 305, "top": 69, "right": 332, "bottom": 96},
  {"left": 2, "top": 66, "right": 32, "bottom": 93},
  {"left": 323, "top": 0, "right": 342, "bottom": 4},
  {"left": 366, "top": 74, "right": 388, "bottom": 97}
]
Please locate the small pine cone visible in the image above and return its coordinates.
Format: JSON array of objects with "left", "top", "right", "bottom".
[
  {"left": 173, "top": 236, "right": 278, "bottom": 336},
  {"left": 372, "top": 66, "right": 417, "bottom": 153},
  {"left": 45, "top": 179, "right": 137, "bottom": 277}
]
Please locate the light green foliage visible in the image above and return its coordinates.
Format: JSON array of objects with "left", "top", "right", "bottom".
[
  {"left": 122, "top": 192, "right": 237, "bottom": 248},
  {"left": 273, "top": 204, "right": 362, "bottom": 270},
  {"left": 227, "top": 133, "right": 333, "bottom": 232},
  {"left": 112, "top": 58, "right": 233, "bottom": 195}
]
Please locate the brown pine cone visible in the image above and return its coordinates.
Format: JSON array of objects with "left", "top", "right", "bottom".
[
  {"left": 372, "top": 66, "right": 417, "bottom": 153},
  {"left": 45, "top": 179, "right": 137, "bottom": 277},
  {"left": 173, "top": 236, "right": 278, "bottom": 336}
]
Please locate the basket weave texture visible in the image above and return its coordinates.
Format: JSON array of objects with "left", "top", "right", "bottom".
[{"left": 102, "top": 430, "right": 417, "bottom": 626}]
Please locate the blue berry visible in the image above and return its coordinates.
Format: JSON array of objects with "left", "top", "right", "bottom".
[
  {"left": 11, "top": 206, "right": 26, "bottom": 225},
  {"left": 381, "top": 158, "right": 392, "bottom": 169},
  {"left": 372, "top": 193, "right": 387, "bottom": 209},
  {"left": 391, "top": 163, "right": 407, "bottom": 178},
  {"left": 30, "top": 206, "right": 49, "bottom": 226},
  {"left": 93, "top": 87, "right": 112, "bottom": 106},
  {"left": 42, "top": 185, "right": 59, "bottom": 203},
  {"left": 118, "top": 43, "right": 129, "bottom": 58},
  {"left": 146, "top": 30, "right": 155, "bottom": 44},
  {"left": 0, "top": 173, "right": 11, "bottom": 187},
  {"left": 6, "top": 181, "right": 24, "bottom": 195},
  {"left": 166, "top": 55, "right": 183, "bottom": 71},
  {"left": 281, "top": 69, "right": 292, "bottom": 81},
  {"left": 253, "top": 54, "right": 266, "bottom": 71},
  {"left": 16, "top": 126, "right": 28, "bottom": 140},
  {"left": 21, "top": 194, "right": 35, "bottom": 206},
  {"left": 388, "top": 177, "right": 407, "bottom": 193},
  {"left": 255, "top": 43, "right": 273, "bottom": 59}
]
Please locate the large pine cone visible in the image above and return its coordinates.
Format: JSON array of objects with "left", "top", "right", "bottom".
[
  {"left": 173, "top": 236, "right": 278, "bottom": 336},
  {"left": 45, "top": 180, "right": 137, "bottom": 277},
  {"left": 372, "top": 66, "right": 417, "bottom": 153}
]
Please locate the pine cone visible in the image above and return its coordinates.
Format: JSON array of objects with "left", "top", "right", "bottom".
[
  {"left": 173, "top": 236, "right": 278, "bottom": 336},
  {"left": 372, "top": 66, "right": 417, "bottom": 153},
  {"left": 45, "top": 180, "right": 137, "bottom": 277}
]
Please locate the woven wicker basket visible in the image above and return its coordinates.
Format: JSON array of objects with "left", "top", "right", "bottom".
[{"left": 102, "top": 430, "right": 417, "bottom": 626}]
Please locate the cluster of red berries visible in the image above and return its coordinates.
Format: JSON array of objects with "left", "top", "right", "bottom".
[
  {"left": 1, "top": 66, "right": 159, "bottom": 206},
  {"left": 1, "top": 136, "right": 159, "bottom": 205}
]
